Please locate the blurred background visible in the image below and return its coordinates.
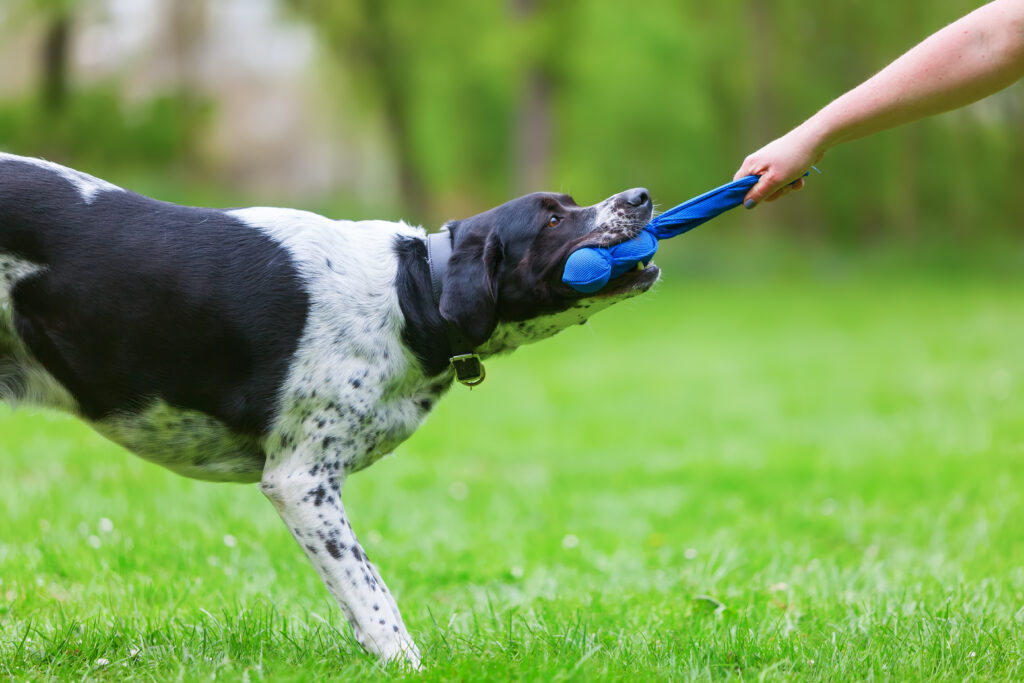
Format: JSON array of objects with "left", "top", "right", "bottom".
[
  {"left": 4, "top": 4, "right": 1024, "bottom": 678},
  {"left": 1, "top": 0, "right": 1022, "bottom": 247}
]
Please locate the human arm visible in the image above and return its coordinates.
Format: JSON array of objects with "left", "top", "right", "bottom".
[{"left": 735, "top": 0, "right": 1024, "bottom": 207}]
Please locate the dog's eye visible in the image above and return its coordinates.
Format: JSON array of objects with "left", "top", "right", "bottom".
[{"left": 547, "top": 215, "right": 561, "bottom": 228}]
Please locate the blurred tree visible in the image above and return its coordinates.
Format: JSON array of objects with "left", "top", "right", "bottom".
[
  {"left": 11, "top": 0, "right": 80, "bottom": 115},
  {"left": 0, "top": 0, "right": 212, "bottom": 174},
  {"left": 39, "top": 2, "right": 71, "bottom": 113},
  {"left": 164, "top": 0, "right": 208, "bottom": 164},
  {"left": 1, "top": 0, "right": 81, "bottom": 161},
  {"left": 285, "top": 0, "right": 430, "bottom": 218},
  {"left": 2, "top": 0, "right": 1019, "bottom": 241},
  {"left": 286, "top": 0, "right": 578, "bottom": 220},
  {"left": 509, "top": 0, "right": 573, "bottom": 195},
  {"left": 511, "top": 0, "right": 551, "bottom": 195}
]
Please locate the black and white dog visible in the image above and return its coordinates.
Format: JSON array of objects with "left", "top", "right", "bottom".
[{"left": 0, "top": 152, "right": 658, "bottom": 666}]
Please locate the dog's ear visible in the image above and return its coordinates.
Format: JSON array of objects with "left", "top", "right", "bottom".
[{"left": 439, "top": 220, "right": 503, "bottom": 347}]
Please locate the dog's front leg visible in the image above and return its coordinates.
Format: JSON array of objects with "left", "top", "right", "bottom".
[{"left": 259, "top": 458, "right": 420, "bottom": 668}]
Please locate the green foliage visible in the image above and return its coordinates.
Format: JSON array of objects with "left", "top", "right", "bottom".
[
  {"left": 290, "top": 0, "right": 1024, "bottom": 238},
  {"left": 2, "top": 258, "right": 1024, "bottom": 680},
  {"left": 3, "top": 1, "right": 1023, "bottom": 240},
  {"left": 0, "top": 87, "right": 207, "bottom": 173}
]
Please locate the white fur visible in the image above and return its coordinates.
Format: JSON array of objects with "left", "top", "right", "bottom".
[
  {"left": 229, "top": 209, "right": 439, "bottom": 472},
  {"left": 226, "top": 207, "right": 657, "bottom": 668},
  {"left": 230, "top": 208, "right": 433, "bottom": 667},
  {"left": 481, "top": 303, "right": 601, "bottom": 355},
  {"left": 93, "top": 401, "right": 265, "bottom": 483},
  {"left": 591, "top": 194, "right": 644, "bottom": 246}
]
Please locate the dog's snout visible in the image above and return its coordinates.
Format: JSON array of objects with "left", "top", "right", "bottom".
[
  {"left": 624, "top": 188, "right": 650, "bottom": 207},
  {"left": 614, "top": 187, "right": 650, "bottom": 210}
]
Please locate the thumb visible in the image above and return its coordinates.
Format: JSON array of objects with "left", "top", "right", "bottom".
[{"left": 742, "top": 173, "right": 776, "bottom": 209}]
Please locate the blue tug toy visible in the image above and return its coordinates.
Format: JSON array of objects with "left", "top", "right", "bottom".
[{"left": 562, "top": 174, "right": 763, "bottom": 294}]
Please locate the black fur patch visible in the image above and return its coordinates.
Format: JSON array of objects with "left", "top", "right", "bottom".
[
  {"left": 0, "top": 157, "right": 309, "bottom": 434},
  {"left": 393, "top": 236, "right": 451, "bottom": 377}
]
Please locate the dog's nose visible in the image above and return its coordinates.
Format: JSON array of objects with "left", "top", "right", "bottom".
[{"left": 620, "top": 188, "right": 651, "bottom": 208}]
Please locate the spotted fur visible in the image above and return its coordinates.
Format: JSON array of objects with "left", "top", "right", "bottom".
[
  {"left": 590, "top": 189, "right": 650, "bottom": 246},
  {"left": 0, "top": 152, "right": 659, "bottom": 668}
]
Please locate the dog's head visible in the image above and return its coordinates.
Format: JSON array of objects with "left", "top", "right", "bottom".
[{"left": 440, "top": 188, "right": 660, "bottom": 355}]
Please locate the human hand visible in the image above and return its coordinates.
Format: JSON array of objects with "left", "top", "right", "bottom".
[{"left": 734, "top": 127, "right": 825, "bottom": 208}]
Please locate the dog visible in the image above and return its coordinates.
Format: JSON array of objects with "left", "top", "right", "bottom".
[{"left": 0, "top": 152, "right": 659, "bottom": 667}]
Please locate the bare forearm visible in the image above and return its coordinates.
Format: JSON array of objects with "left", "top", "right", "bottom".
[
  {"left": 736, "top": 0, "right": 1024, "bottom": 206},
  {"left": 804, "top": 0, "right": 1024, "bottom": 152}
]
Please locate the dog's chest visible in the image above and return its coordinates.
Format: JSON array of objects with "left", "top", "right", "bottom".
[{"left": 269, "top": 342, "right": 445, "bottom": 474}]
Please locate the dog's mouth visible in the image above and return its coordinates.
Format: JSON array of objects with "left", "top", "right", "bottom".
[
  {"left": 555, "top": 243, "right": 660, "bottom": 299},
  {"left": 558, "top": 222, "right": 662, "bottom": 299},
  {"left": 555, "top": 199, "right": 659, "bottom": 298},
  {"left": 592, "top": 260, "right": 660, "bottom": 298}
]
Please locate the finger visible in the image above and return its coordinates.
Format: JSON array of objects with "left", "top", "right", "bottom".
[
  {"left": 765, "top": 177, "right": 806, "bottom": 203},
  {"left": 743, "top": 173, "right": 779, "bottom": 209}
]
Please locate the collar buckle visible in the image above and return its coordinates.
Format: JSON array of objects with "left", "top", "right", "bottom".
[{"left": 450, "top": 353, "right": 486, "bottom": 387}]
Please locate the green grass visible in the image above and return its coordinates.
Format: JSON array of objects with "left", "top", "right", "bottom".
[{"left": 2, "top": 253, "right": 1024, "bottom": 681}]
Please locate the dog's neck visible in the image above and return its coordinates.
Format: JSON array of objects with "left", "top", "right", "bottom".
[
  {"left": 424, "top": 228, "right": 485, "bottom": 386},
  {"left": 395, "top": 231, "right": 620, "bottom": 384},
  {"left": 395, "top": 233, "right": 478, "bottom": 382},
  {"left": 395, "top": 229, "right": 525, "bottom": 383}
]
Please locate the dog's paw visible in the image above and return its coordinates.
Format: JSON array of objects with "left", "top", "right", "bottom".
[{"left": 382, "top": 637, "right": 422, "bottom": 671}]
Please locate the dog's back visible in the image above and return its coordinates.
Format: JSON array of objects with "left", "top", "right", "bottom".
[{"left": 0, "top": 154, "right": 309, "bottom": 465}]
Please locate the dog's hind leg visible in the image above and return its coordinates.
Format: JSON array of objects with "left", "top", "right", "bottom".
[{"left": 259, "top": 450, "right": 421, "bottom": 668}]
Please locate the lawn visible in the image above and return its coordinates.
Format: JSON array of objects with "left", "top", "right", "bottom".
[{"left": 2, "top": 248, "right": 1023, "bottom": 681}]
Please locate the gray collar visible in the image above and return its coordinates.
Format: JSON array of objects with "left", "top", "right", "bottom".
[{"left": 425, "top": 227, "right": 486, "bottom": 386}]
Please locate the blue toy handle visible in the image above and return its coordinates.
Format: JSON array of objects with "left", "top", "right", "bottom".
[
  {"left": 645, "top": 175, "right": 758, "bottom": 240},
  {"left": 562, "top": 171, "right": 813, "bottom": 294}
]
